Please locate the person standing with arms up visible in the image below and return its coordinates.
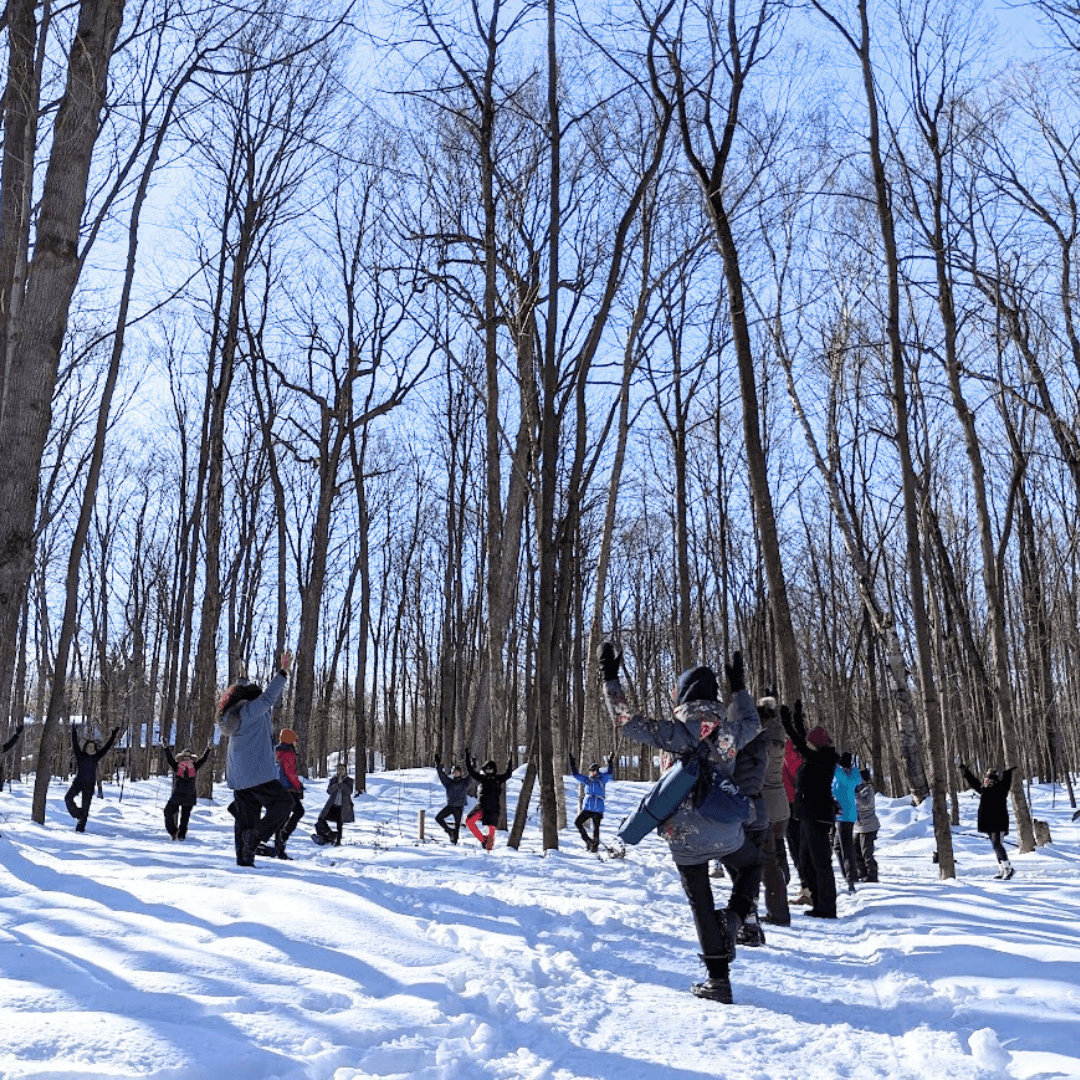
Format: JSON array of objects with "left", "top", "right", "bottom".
[
  {"left": 161, "top": 744, "right": 212, "bottom": 839},
  {"left": 569, "top": 753, "right": 615, "bottom": 853},
  {"left": 434, "top": 755, "right": 470, "bottom": 844},
  {"left": 961, "top": 763, "right": 1016, "bottom": 879},
  {"left": 65, "top": 723, "right": 120, "bottom": 833},
  {"left": 464, "top": 751, "right": 513, "bottom": 851},
  {"left": 218, "top": 651, "right": 296, "bottom": 867}
]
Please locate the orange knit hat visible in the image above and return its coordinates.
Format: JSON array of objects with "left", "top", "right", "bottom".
[{"left": 279, "top": 728, "right": 297, "bottom": 745}]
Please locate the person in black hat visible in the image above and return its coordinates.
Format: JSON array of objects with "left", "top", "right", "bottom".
[
  {"left": 961, "top": 763, "right": 1016, "bottom": 879},
  {"left": 65, "top": 723, "right": 120, "bottom": 833},
  {"left": 568, "top": 753, "right": 615, "bottom": 852}
]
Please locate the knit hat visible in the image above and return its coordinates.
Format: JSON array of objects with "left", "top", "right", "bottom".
[
  {"left": 673, "top": 665, "right": 719, "bottom": 705},
  {"left": 588, "top": 762, "right": 600, "bottom": 772},
  {"left": 806, "top": 726, "right": 831, "bottom": 747},
  {"left": 177, "top": 748, "right": 194, "bottom": 760},
  {"left": 482, "top": 759, "right": 496, "bottom": 773},
  {"left": 279, "top": 729, "right": 297, "bottom": 745},
  {"left": 756, "top": 695, "right": 778, "bottom": 716},
  {"left": 839, "top": 751, "right": 853, "bottom": 768}
]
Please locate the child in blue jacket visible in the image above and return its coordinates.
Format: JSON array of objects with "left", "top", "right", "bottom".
[{"left": 569, "top": 753, "right": 615, "bottom": 852}]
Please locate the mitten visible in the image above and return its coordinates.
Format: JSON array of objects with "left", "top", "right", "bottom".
[
  {"left": 434, "top": 753, "right": 442, "bottom": 766},
  {"left": 568, "top": 754, "right": 577, "bottom": 774},
  {"left": 597, "top": 642, "right": 623, "bottom": 682},
  {"left": 724, "top": 651, "right": 745, "bottom": 694}
]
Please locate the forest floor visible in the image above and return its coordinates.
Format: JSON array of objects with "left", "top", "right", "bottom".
[{"left": 0, "top": 763, "right": 1078, "bottom": 1079}]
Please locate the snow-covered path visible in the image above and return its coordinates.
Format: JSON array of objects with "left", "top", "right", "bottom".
[{"left": 1, "top": 770, "right": 1078, "bottom": 1079}]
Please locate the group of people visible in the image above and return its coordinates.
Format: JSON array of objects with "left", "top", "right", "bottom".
[{"left": 594, "top": 641, "right": 1017, "bottom": 1006}]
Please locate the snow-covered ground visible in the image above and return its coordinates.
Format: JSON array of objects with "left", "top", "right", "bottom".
[{"left": 1, "top": 766, "right": 1078, "bottom": 1080}]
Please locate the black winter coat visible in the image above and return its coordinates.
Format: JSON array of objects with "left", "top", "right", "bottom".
[
  {"left": 163, "top": 746, "right": 212, "bottom": 807},
  {"left": 71, "top": 726, "right": 119, "bottom": 787},
  {"left": 963, "top": 766, "right": 1015, "bottom": 835},
  {"left": 784, "top": 725, "right": 839, "bottom": 824},
  {"left": 465, "top": 757, "right": 513, "bottom": 826}
]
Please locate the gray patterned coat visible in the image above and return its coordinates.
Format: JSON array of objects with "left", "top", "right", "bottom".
[{"left": 602, "top": 679, "right": 760, "bottom": 866}]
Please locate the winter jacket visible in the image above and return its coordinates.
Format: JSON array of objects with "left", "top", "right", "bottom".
[
  {"left": 71, "top": 726, "right": 120, "bottom": 787},
  {"left": 320, "top": 774, "right": 355, "bottom": 823},
  {"left": 832, "top": 765, "right": 861, "bottom": 824},
  {"left": 436, "top": 764, "right": 471, "bottom": 809},
  {"left": 219, "top": 672, "right": 287, "bottom": 791},
  {"left": 276, "top": 743, "right": 303, "bottom": 793},
  {"left": 784, "top": 724, "right": 839, "bottom": 824},
  {"left": 962, "top": 766, "right": 1015, "bottom": 835},
  {"left": 782, "top": 740, "right": 801, "bottom": 805},
  {"left": 2, "top": 727, "right": 22, "bottom": 755},
  {"left": 853, "top": 782, "right": 880, "bottom": 835},
  {"left": 163, "top": 746, "right": 211, "bottom": 808},
  {"left": 571, "top": 767, "right": 613, "bottom": 814},
  {"left": 602, "top": 677, "right": 761, "bottom": 866},
  {"left": 758, "top": 713, "right": 789, "bottom": 825},
  {"left": 732, "top": 728, "right": 769, "bottom": 833},
  {"left": 465, "top": 756, "right": 514, "bottom": 827}
]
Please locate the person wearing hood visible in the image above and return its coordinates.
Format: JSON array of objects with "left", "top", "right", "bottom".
[
  {"left": 783, "top": 736, "right": 812, "bottom": 905},
  {"left": 434, "top": 755, "right": 470, "bottom": 844},
  {"left": 313, "top": 763, "right": 354, "bottom": 846},
  {"left": 961, "top": 762, "right": 1017, "bottom": 879},
  {"left": 161, "top": 744, "right": 212, "bottom": 839},
  {"left": 217, "top": 651, "right": 296, "bottom": 867},
  {"left": 832, "top": 751, "right": 861, "bottom": 894},
  {"left": 597, "top": 643, "right": 761, "bottom": 1005},
  {"left": 750, "top": 695, "right": 791, "bottom": 929},
  {"left": 569, "top": 753, "right": 616, "bottom": 852},
  {"left": 464, "top": 751, "right": 513, "bottom": 851},
  {"left": 853, "top": 768, "right": 880, "bottom": 882},
  {"left": 781, "top": 700, "right": 839, "bottom": 918},
  {"left": 65, "top": 723, "right": 120, "bottom": 833}
]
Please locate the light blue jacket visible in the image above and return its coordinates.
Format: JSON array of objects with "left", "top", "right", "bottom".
[
  {"left": 219, "top": 673, "right": 287, "bottom": 791},
  {"left": 832, "top": 765, "right": 861, "bottom": 824},
  {"left": 571, "top": 768, "right": 613, "bottom": 813}
]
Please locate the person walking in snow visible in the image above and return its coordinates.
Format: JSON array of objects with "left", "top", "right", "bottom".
[
  {"left": 65, "top": 723, "right": 120, "bottom": 832},
  {"left": 0, "top": 724, "right": 24, "bottom": 835},
  {"left": 313, "top": 763, "right": 354, "bottom": 846},
  {"left": 218, "top": 652, "right": 296, "bottom": 867},
  {"left": 464, "top": 751, "right": 513, "bottom": 851},
  {"left": 961, "top": 763, "right": 1016, "bottom": 879},
  {"left": 597, "top": 643, "right": 761, "bottom": 1005},
  {"left": 569, "top": 753, "right": 615, "bottom": 852},
  {"left": 262, "top": 728, "right": 305, "bottom": 859},
  {"left": 434, "top": 755, "right": 469, "bottom": 844},
  {"left": 782, "top": 701, "right": 839, "bottom": 919},
  {"left": 161, "top": 744, "right": 212, "bottom": 839},
  {"left": 832, "top": 751, "right": 861, "bottom": 894},
  {"left": 853, "top": 769, "right": 879, "bottom": 882}
]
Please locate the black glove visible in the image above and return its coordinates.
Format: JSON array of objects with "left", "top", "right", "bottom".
[
  {"left": 434, "top": 753, "right": 442, "bottom": 766},
  {"left": 112, "top": 726, "right": 120, "bottom": 736},
  {"left": 598, "top": 641, "right": 622, "bottom": 682},
  {"left": 506, "top": 759, "right": 513, "bottom": 775},
  {"left": 724, "top": 651, "right": 745, "bottom": 694},
  {"left": 465, "top": 749, "right": 473, "bottom": 765},
  {"left": 607, "top": 753, "right": 615, "bottom": 767},
  {"left": 793, "top": 699, "right": 804, "bottom": 733},
  {"left": 780, "top": 704, "right": 795, "bottom": 738},
  {"left": 568, "top": 754, "right": 577, "bottom": 774}
]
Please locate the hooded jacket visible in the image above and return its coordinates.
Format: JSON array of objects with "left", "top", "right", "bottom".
[
  {"left": 570, "top": 766, "right": 613, "bottom": 814},
  {"left": 757, "top": 709, "right": 789, "bottom": 825},
  {"left": 832, "top": 765, "right": 861, "bottom": 824},
  {"left": 276, "top": 742, "right": 303, "bottom": 792},
  {"left": 853, "top": 781, "right": 880, "bottom": 834},
  {"left": 219, "top": 672, "right": 287, "bottom": 791},
  {"left": 465, "top": 755, "right": 513, "bottom": 826},
  {"left": 602, "top": 673, "right": 760, "bottom": 866},
  {"left": 436, "top": 763, "right": 471, "bottom": 809},
  {"left": 71, "top": 726, "right": 119, "bottom": 787},
  {"left": 782, "top": 740, "right": 802, "bottom": 805}
]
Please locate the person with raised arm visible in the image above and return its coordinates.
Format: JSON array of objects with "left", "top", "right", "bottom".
[
  {"left": 65, "top": 723, "right": 120, "bottom": 833},
  {"left": 161, "top": 744, "right": 212, "bottom": 839}
]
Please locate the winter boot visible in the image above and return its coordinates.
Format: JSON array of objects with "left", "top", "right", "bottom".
[
  {"left": 256, "top": 843, "right": 277, "bottom": 858},
  {"left": 714, "top": 909, "right": 740, "bottom": 962},
  {"left": 737, "top": 909, "right": 766, "bottom": 947},
  {"left": 1000, "top": 860, "right": 1014, "bottom": 880},
  {"left": 311, "top": 832, "right": 329, "bottom": 846},
  {"left": 692, "top": 955, "right": 734, "bottom": 1003},
  {"left": 791, "top": 886, "right": 813, "bottom": 905},
  {"left": 238, "top": 828, "right": 259, "bottom": 867}
]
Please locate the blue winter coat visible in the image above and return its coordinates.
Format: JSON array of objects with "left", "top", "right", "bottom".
[
  {"left": 219, "top": 673, "right": 287, "bottom": 791},
  {"left": 832, "top": 765, "right": 861, "bottom": 823},
  {"left": 603, "top": 680, "right": 761, "bottom": 866},
  {"left": 571, "top": 768, "right": 613, "bottom": 813}
]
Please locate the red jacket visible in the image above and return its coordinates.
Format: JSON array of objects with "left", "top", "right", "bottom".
[
  {"left": 275, "top": 743, "right": 303, "bottom": 792},
  {"left": 782, "top": 739, "right": 802, "bottom": 804}
]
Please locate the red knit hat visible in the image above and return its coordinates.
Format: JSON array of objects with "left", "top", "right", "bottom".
[
  {"left": 279, "top": 728, "right": 297, "bottom": 745},
  {"left": 806, "top": 726, "right": 831, "bottom": 747}
]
